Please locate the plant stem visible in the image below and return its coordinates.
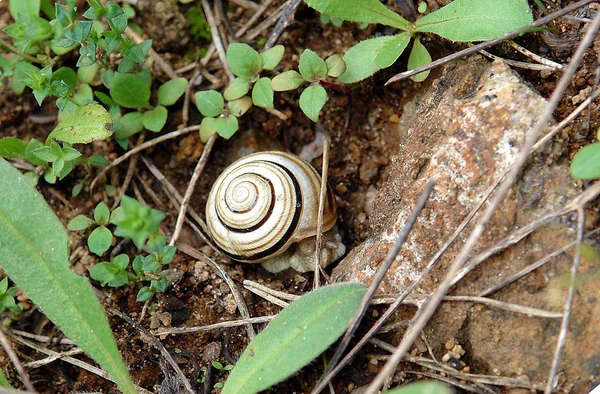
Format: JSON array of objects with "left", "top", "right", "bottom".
[{"left": 0, "top": 38, "right": 45, "bottom": 65}]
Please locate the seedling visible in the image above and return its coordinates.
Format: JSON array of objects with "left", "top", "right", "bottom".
[
  {"left": 303, "top": 0, "right": 533, "bottom": 83},
  {"left": 0, "top": 278, "right": 21, "bottom": 315},
  {"left": 571, "top": 132, "right": 600, "bottom": 180}
]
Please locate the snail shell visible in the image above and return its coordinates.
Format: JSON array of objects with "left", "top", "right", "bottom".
[{"left": 205, "top": 151, "right": 337, "bottom": 263}]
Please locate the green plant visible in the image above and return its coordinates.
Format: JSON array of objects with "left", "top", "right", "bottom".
[
  {"left": 221, "top": 282, "right": 366, "bottom": 393},
  {"left": 571, "top": 136, "right": 600, "bottom": 180},
  {"left": 68, "top": 196, "right": 175, "bottom": 301},
  {"left": 0, "top": 278, "right": 21, "bottom": 315},
  {"left": 386, "top": 381, "right": 452, "bottom": 394},
  {"left": 195, "top": 43, "right": 347, "bottom": 141},
  {"left": 212, "top": 361, "right": 234, "bottom": 389},
  {"left": 0, "top": 157, "right": 136, "bottom": 393},
  {"left": 303, "top": 0, "right": 533, "bottom": 83}
]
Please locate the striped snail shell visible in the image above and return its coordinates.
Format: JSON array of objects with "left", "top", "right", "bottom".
[{"left": 205, "top": 151, "right": 337, "bottom": 263}]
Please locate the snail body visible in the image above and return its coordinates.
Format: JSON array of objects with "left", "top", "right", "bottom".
[{"left": 205, "top": 151, "right": 344, "bottom": 272}]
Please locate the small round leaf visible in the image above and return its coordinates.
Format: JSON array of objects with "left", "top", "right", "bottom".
[
  {"left": 157, "top": 77, "right": 188, "bottom": 106},
  {"left": 223, "top": 78, "right": 250, "bottom": 101},
  {"left": 571, "top": 142, "right": 600, "bottom": 180},
  {"left": 298, "top": 49, "right": 327, "bottom": 81},
  {"left": 217, "top": 116, "right": 239, "bottom": 140},
  {"left": 271, "top": 70, "right": 303, "bottom": 92},
  {"left": 199, "top": 117, "right": 219, "bottom": 142},
  {"left": 407, "top": 37, "right": 431, "bottom": 82},
  {"left": 260, "top": 45, "right": 284, "bottom": 70},
  {"left": 110, "top": 73, "right": 151, "bottom": 108},
  {"left": 325, "top": 54, "right": 347, "bottom": 78},
  {"left": 227, "top": 43, "right": 262, "bottom": 78},
  {"left": 299, "top": 85, "right": 327, "bottom": 122},
  {"left": 142, "top": 105, "right": 168, "bottom": 132},
  {"left": 251, "top": 77, "right": 274, "bottom": 108},
  {"left": 88, "top": 226, "right": 113, "bottom": 256},
  {"left": 195, "top": 90, "right": 224, "bottom": 117},
  {"left": 228, "top": 96, "right": 253, "bottom": 117},
  {"left": 94, "top": 202, "right": 110, "bottom": 224},
  {"left": 67, "top": 215, "right": 94, "bottom": 231}
]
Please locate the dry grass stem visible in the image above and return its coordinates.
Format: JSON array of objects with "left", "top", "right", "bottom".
[{"left": 314, "top": 137, "right": 331, "bottom": 287}]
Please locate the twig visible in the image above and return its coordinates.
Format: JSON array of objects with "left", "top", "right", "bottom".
[
  {"left": 479, "top": 49, "right": 557, "bottom": 71},
  {"left": 23, "top": 347, "right": 84, "bottom": 369},
  {"left": 365, "top": 9, "right": 600, "bottom": 393},
  {"left": 508, "top": 40, "right": 563, "bottom": 70},
  {"left": 544, "top": 207, "right": 585, "bottom": 393},
  {"left": 154, "top": 316, "right": 273, "bottom": 336},
  {"left": 9, "top": 329, "right": 74, "bottom": 346},
  {"left": 314, "top": 137, "right": 331, "bottom": 287},
  {"left": 169, "top": 133, "right": 216, "bottom": 246},
  {"left": 234, "top": 0, "right": 277, "bottom": 38},
  {"left": 200, "top": 0, "right": 234, "bottom": 82},
  {"left": 90, "top": 125, "right": 199, "bottom": 191},
  {"left": 385, "top": 0, "right": 596, "bottom": 84},
  {"left": 177, "top": 242, "right": 257, "bottom": 340},
  {"left": 0, "top": 327, "right": 34, "bottom": 391},
  {"left": 109, "top": 308, "right": 195, "bottom": 394},
  {"left": 244, "top": 1, "right": 289, "bottom": 42},
  {"left": 264, "top": 0, "right": 302, "bottom": 50},
  {"left": 243, "top": 280, "right": 299, "bottom": 301}
]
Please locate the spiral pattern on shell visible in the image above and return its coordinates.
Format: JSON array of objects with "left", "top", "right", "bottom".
[{"left": 205, "top": 151, "right": 337, "bottom": 263}]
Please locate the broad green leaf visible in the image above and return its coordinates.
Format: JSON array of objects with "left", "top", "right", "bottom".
[
  {"left": 157, "top": 77, "right": 188, "bottom": 106},
  {"left": 386, "top": 381, "right": 452, "bottom": 394},
  {"left": 47, "top": 104, "right": 113, "bottom": 144},
  {"left": 195, "top": 90, "right": 224, "bottom": 117},
  {"left": 571, "top": 142, "right": 600, "bottom": 180},
  {"left": 110, "top": 72, "right": 151, "bottom": 108},
  {"left": 415, "top": 0, "right": 533, "bottom": 42},
  {"left": 261, "top": 45, "right": 285, "bottom": 70},
  {"left": 142, "top": 105, "right": 168, "bottom": 132},
  {"left": 222, "top": 283, "right": 366, "bottom": 394},
  {"left": 271, "top": 70, "right": 304, "bottom": 92},
  {"left": 217, "top": 116, "right": 239, "bottom": 139},
  {"left": 299, "top": 85, "right": 327, "bottom": 122},
  {"left": 228, "top": 96, "right": 253, "bottom": 117},
  {"left": 0, "top": 158, "right": 136, "bottom": 394},
  {"left": 339, "top": 35, "right": 408, "bottom": 83},
  {"left": 94, "top": 202, "right": 110, "bottom": 224},
  {"left": 114, "top": 112, "right": 144, "bottom": 140},
  {"left": 407, "top": 37, "right": 431, "bottom": 82},
  {"left": 223, "top": 78, "right": 250, "bottom": 101},
  {"left": 299, "top": 49, "right": 327, "bottom": 81},
  {"left": 77, "top": 63, "right": 100, "bottom": 84},
  {"left": 200, "top": 117, "right": 218, "bottom": 142},
  {"left": 9, "top": 0, "right": 40, "bottom": 20},
  {"left": 325, "top": 54, "right": 346, "bottom": 78},
  {"left": 227, "top": 43, "right": 262, "bottom": 79},
  {"left": 67, "top": 215, "right": 94, "bottom": 231},
  {"left": 88, "top": 226, "right": 113, "bottom": 256},
  {"left": 251, "top": 77, "right": 274, "bottom": 108},
  {"left": 374, "top": 33, "right": 411, "bottom": 69},
  {"left": 303, "top": 0, "right": 410, "bottom": 30},
  {"left": 0, "top": 137, "right": 27, "bottom": 159}
]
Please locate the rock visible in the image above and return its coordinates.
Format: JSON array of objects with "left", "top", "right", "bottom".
[{"left": 332, "top": 57, "right": 600, "bottom": 389}]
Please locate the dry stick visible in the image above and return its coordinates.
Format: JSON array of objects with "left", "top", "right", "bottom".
[
  {"left": 90, "top": 125, "right": 198, "bottom": 191},
  {"left": 155, "top": 316, "right": 273, "bottom": 336},
  {"left": 124, "top": 26, "right": 178, "bottom": 80},
  {"left": 24, "top": 348, "right": 85, "bottom": 369},
  {"left": 544, "top": 207, "right": 585, "bottom": 394},
  {"left": 479, "top": 49, "right": 557, "bottom": 72},
  {"left": 243, "top": 280, "right": 299, "bottom": 301},
  {"left": 508, "top": 40, "right": 563, "bottom": 70},
  {"left": 316, "top": 178, "right": 438, "bottom": 387},
  {"left": 109, "top": 308, "right": 195, "bottom": 394},
  {"left": 385, "top": 0, "right": 596, "bottom": 85},
  {"left": 480, "top": 227, "right": 600, "bottom": 297},
  {"left": 9, "top": 329, "right": 74, "bottom": 346},
  {"left": 234, "top": 0, "right": 277, "bottom": 38},
  {"left": 177, "top": 242, "right": 257, "bottom": 340},
  {"left": 264, "top": 0, "right": 302, "bottom": 50},
  {"left": 364, "top": 10, "right": 600, "bottom": 394},
  {"left": 314, "top": 137, "right": 331, "bottom": 288},
  {"left": 169, "top": 133, "right": 216, "bottom": 246},
  {"left": 0, "top": 327, "right": 34, "bottom": 391},
  {"left": 200, "top": 0, "right": 234, "bottom": 82},
  {"left": 9, "top": 334, "right": 153, "bottom": 394},
  {"left": 244, "top": 1, "right": 289, "bottom": 41}
]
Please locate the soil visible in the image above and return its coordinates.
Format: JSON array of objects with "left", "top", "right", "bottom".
[{"left": 0, "top": 1, "right": 599, "bottom": 393}]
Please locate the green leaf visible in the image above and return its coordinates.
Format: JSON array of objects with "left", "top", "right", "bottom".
[
  {"left": 339, "top": 34, "right": 409, "bottom": 83},
  {"left": 217, "top": 116, "right": 239, "bottom": 140},
  {"left": 325, "top": 54, "right": 346, "bottom": 78},
  {"left": 67, "top": 215, "right": 94, "bottom": 231},
  {"left": 227, "top": 43, "right": 262, "bottom": 79},
  {"left": 136, "top": 286, "right": 154, "bottom": 302},
  {"left": 0, "top": 278, "right": 8, "bottom": 295},
  {"left": 9, "top": 0, "right": 40, "bottom": 20},
  {"left": 386, "top": 381, "right": 452, "bottom": 394},
  {"left": 0, "top": 367, "right": 12, "bottom": 388},
  {"left": 260, "top": 45, "right": 285, "bottom": 70},
  {"left": 157, "top": 77, "right": 188, "bottom": 106},
  {"left": 571, "top": 142, "right": 600, "bottom": 180},
  {"left": 0, "top": 137, "right": 27, "bottom": 159},
  {"left": 199, "top": 117, "right": 218, "bottom": 142},
  {"left": 113, "top": 112, "right": 144, "bottom": 140},
  {"left": 271, "top": 70, "right": 304, "bottom": 92},
  {"left": 32, "top": 146, "right": 58, "bottom": 162},
  {"left": 0, "top": 158, "right": 136, "bottom": 394},
  {"left": 47, "top": 104, "right": 113, "bottom": 144},
  {"left": 110, "top": 72, "right": 151, "bottom": 108},
  {"left": 299, "top": 49, "right": 327, "bottom": 81},
  {"left": 407, "top": 37, "right": 431, "bottom": 82},
  {"left": 303, "top": 0, "right": 410, "bottom": 30},
  {"left": 299, "top": 85, "right": 327, "bottom": 122},
  {"left": 88, "top": 226, "right": 113, "bottom": 256},
  {"left": 222, "top": 283, "right": 367, "bottom": 394},
  {"left": 94, "top": 202, "right": 110, "bottom": 224},
  {"left": 415, "top": 0, "right": 533, "bottom": 42},
  {"left": 195, "top": 90, "right": 224, "bottom": 117},
  {"left": 112, "top": 195, "right": 164, "bottom": 250},
  {"left": 223, "top": 78, "right": 250, "bottom": 101},
  {"left": 77, "top": 62, "right": 100, "bottom": 84},
  {"left": 251, "top": 77, "right": 274, "bottom": 108},
  {"left": 142, "top": 105, "right": 168, "bottom": 132},
  {"left": 228, "top": 96, "right": 253, "bottom": 117}
]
